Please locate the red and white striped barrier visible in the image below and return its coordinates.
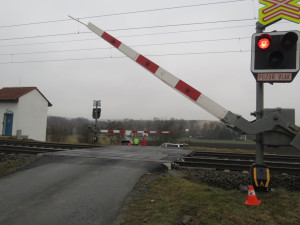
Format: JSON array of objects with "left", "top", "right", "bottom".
[
  {"left": 100, "top": 130, "right": 175, "bottom": 134},
  {"left": 85, "top": 22, "right": 228, "bottom": 120},
  {"left": 69, "top": 16, "right": 229, "bottom": 121}
]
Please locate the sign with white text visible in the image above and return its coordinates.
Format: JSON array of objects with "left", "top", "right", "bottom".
[{"left": 257, "top": 73, "right": 293, "bottom": 82}]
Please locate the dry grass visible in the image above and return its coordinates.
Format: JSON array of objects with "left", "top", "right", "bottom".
[
  {"left": 0, "top": 153, "right": 40, "bottom": 177},
  {"left": 119, "top": 172, "right": 300, "bottom": 225}
]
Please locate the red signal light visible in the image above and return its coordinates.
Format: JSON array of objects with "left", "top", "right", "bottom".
[
  {"left": 258, "top": 37, "right": 271, "bottom": 49},
  {"left": 257, "top": 34, "right": 272, "bottom": 50}
]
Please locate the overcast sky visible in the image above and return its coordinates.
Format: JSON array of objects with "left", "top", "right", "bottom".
[{"left": 1, "top": 0, "right": 300, "bottom": 124}]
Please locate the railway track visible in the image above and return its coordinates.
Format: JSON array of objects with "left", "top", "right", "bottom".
[
  {"left": 0, "top": 139, "right": 100, "bottom": 154},
  {"left": 172, "top": 151, "right": 300, "bottom": 175},
  {"left": 0, "top": 145, "right": 65, "bottom": 154}
]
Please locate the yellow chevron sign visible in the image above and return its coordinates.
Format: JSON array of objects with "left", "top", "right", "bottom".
[{"left": 259, "top": 0, "right": 300, "bottom": 25}]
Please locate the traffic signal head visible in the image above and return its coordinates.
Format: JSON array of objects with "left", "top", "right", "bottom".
[
  {"left": 92, "top": 108, "right": 101, "bottom": 119},
  {"left": 251, "top": 31, "right": 300, "bottom": 82}
]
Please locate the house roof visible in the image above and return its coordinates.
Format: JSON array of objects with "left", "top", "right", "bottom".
[{"left": 0, "top": 87, "right": 52, "bottom": 107}]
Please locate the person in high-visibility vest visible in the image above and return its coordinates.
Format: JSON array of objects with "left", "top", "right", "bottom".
[{"left": 134, "top": 138, "right": 139, "bottom": 145}]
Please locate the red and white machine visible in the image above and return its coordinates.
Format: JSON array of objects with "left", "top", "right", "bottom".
[
  {"left": 69, "top": 16, "right": 300, "bottom": 151},
  {"left": 100, "top": 130, "right": 175, "bottom": 134}
]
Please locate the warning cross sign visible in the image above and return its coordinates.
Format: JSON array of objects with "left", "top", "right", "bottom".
[{"left": 259, "top": 0, "right": 300, "bottom": 25}]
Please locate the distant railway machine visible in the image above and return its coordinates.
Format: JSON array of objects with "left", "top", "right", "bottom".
[
  {"left": 88, "top": 124, "right": 176, "bottom": 143},
  {"left": 70, "top": 16, "right": 300, "bottom": 191},
  {"left": 100, "top": 130, "right": 175, "bottom": 134}
]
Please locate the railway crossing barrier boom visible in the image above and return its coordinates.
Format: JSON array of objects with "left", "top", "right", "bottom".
[
  {"left": 69, "top": 15, "right": 300, "bottom": 152},
  {"left": 70, "top": 16, "right": 300, "bottom": 191}
]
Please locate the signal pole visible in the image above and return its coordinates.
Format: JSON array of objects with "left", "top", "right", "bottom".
[
  {"left": 255, "top": 22, "right": 265, "bottom": 165},
  {"left": 255, "top": 79, "right": 264, "bottom": 164},
  {"left": 254, "top": 19, "right": 284, "bottom": 165},
  {"left": 252, "top": 19, "right": 287, "bottom": 191},
  {"left": 90, "top": 100, "right": 101, "bottom": 143}
]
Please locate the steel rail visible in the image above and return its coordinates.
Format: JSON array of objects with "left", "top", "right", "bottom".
[
  {"left": 0, "top": 139, "right": 100, "bottom": 149},
  {"left": 173, "top": 154, "right": 300, "bottom": 175},
  {"left": 172, "top": 160, "right": 300, "bottom": 175},
  {"left": 190, "top": 151, "right": 300, "bottom": 163},
  {"left": 182, "top": 157, "right": 300, "bottom": 169},
  {"left": 0, "top": 145, "right": 64, "bottom": 154}
]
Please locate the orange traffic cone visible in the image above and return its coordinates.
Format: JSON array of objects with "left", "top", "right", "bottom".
[{"left": 244, "top": 185, "right": 261, "bottom": 205}]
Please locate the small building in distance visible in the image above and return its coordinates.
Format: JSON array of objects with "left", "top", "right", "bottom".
[{"left": 0, "top": 87, "right": 52, "bottom": 141}]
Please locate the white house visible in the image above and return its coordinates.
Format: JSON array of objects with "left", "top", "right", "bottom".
[{"left": 0, "top": 87, "right": 52, "bottom": 141}]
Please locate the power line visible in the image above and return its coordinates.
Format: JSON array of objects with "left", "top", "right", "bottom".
[
  {"left": 118, "top": 24, "right": 255, "bottom": 38},
  {"left": 0, "top": 46, "right": 108, "bottom": 56},
  {"left": 0, "top": 36, "right": 251, "bottom": 56},
  {"left": 0, "top": 38, "right": 98, "bottom": 48},
  {"left": 0, "top": 19, "right": 70, "bottom": 29},
  {"left": 107, "top": 18, "right": 256, "bottom": 32},
  {"left": 0, "top": 24, "right": 255, "bottom": 48},
  {"left": 149, "top": 49, "right": 250, "bottom": 57},
  {"left": 80, "top": 0, "right": 248, "bottom": 20},
  {"left": 0, "top": 0, "right": 248, "bottom": 29},
  {"left": 0, "top": 49, "right": 250, "bottom": 65},
  {"left": 0, "top": 18, "right": 255, "bottom": 42},
  {"left": 0, "top": 32, "right": 89, "bottom": 41}
]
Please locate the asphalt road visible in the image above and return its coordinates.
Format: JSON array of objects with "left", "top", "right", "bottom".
[{"left": 0, "top": 145, "right": 191, "bottom": 225}]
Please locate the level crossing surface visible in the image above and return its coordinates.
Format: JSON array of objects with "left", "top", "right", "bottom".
[{"left": 0, "top": 146, "right": 191, "bottom": 225}]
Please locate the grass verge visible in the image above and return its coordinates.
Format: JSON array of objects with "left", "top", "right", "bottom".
[
  {"left": 119, "top": 172, "right": 300, "bottom": 225},
  {"left": 0, "top": 153, "right": 40, "bottom": 177}
]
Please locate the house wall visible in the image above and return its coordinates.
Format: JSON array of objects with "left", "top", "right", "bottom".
[
  {"left": 0, "top": 90, "right": 49, "bottom": 141},
  {"left": 17, "top": 90, "right": 49, "bottom": 141}
]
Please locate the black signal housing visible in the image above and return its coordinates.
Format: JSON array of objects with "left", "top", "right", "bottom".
[{"left": 251, "top": 31, "right": 300, "bottom": 83}]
